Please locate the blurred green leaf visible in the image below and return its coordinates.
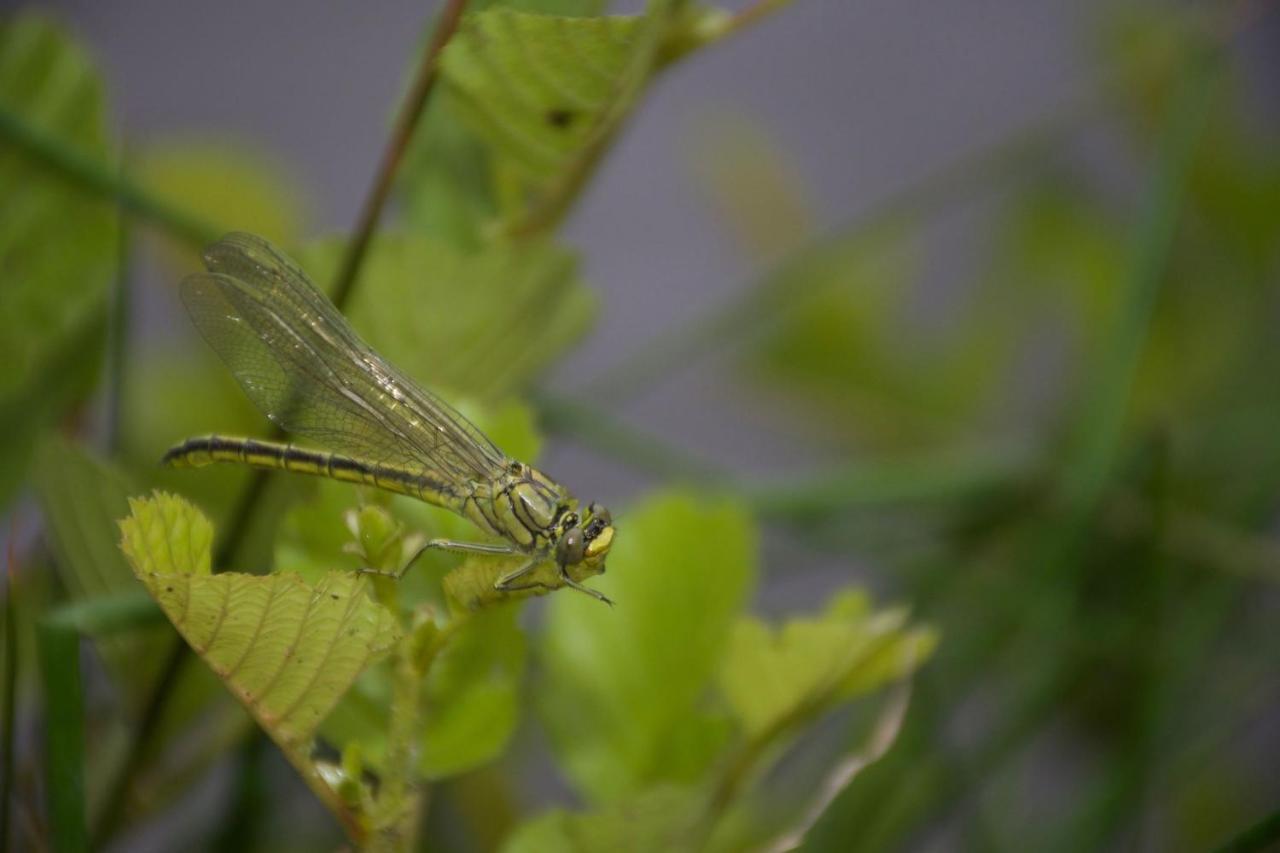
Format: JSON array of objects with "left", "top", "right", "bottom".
[
  {"left": 689, "top": 115, "right": 816, "bottom": 262},
  {"left": 419, "top": 605, "right": 525, "bottom": 777},
  {"left": 118, "top": 348, "right": 265, "bottom": 521},
  {"left": 32, "top": 437, "right": 171, "bottom": 702},
  {"left": 538, "top": 491, "right": 757, "bottom": 802},
  {"left": 120, "top": 492, "right": 400, "bottom": 746},
  {"left": 749, "top": 227, "right": 996, "bottom": 446},
  {"left": 438, "top": 4, "right": 669, "bottom": 231},
  {"left": 0, "top": 13, "right": 118, "bottom": 507},
  {"left": 322, "top": 605, "right": 528, "bottom": 780},
  {"left": 501, "top": 786, "right": 701, "bottom": 853},
  {"left": 718, "top": 589, "right": 936, "bottom": 739},
  {"left": 135, "top": 138, "right": 307, "bottom": 270},
  {"left": 296, "top": 233, "right": 594, "bottom": 399}
]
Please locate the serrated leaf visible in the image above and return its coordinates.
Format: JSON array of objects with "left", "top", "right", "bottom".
[
  {"left": 717, "top": 589, "right": 937, "bottom": 740},
  {"left": 438, "top": 4, "right": 669, "bottom": 230},
  {"left": 297, "top": 233, "right": 594, "bottom": 399},
  {"left": 0, "top": 13, "right": 118, "bottom": 507},
  {"left": 119, "top": 492, "right": 214, "bottom": 577},
  {"left": 120, "top": 493, "right": 400, "bottom": 745},
  {"left": 538, "top": 491, "right": 757, "bottom": 802}
]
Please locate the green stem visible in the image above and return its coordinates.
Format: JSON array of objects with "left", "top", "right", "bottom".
[
  {"left": 0, "top": 103, "right": 220, "bottom": 246},
  {"left": 367, "top": 641, "right": 425, "bottom": 852},
  {"left": 329, "top": 0, "right": 470, "bottom": 309}
]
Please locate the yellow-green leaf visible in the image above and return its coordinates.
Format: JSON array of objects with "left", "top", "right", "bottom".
[
  {"left": 120, "top": 492, "right": 400, "bottom": 745},
  {"left": 538, "top": 491, "right": 757, "bottom": 802},
  {"left": 135, "top": 138, "right": 308, "bottom": 270},
  {"left": 438, "top": 4, "right": 669, "bottom": 229},
  {"left": 298, "top": 233, "right": 595, "bottom": 399},
  {"left": 717, "top": 588, "right": 937, "bottom": 739}
]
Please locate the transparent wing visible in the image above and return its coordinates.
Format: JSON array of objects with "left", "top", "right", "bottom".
[{"left": 181, "top": 232, "right": 509, "bottom": 484}]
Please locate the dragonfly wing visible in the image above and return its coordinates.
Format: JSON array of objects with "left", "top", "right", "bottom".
[{"left": 180, "top": 233, "right": 509, "bottom": 484}]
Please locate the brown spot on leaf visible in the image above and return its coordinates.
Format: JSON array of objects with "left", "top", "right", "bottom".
[{"left": 547, "top": 108, "right": 575, "bottom": 129}]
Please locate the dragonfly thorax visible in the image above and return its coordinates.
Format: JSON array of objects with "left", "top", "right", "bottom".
[{"left": 476, "top": 463, "right": 613, "bottom": 576}]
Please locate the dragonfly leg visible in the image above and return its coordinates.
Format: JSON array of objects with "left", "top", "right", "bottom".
[
  {"left": 358, "top": 538, "right": 520, "bottom": 580},
  {"left": 559, "top": 569, "right": 613, "bottom": 607},
  {"left": 494, "top": 558, "right": 541, "bottom": 591}
]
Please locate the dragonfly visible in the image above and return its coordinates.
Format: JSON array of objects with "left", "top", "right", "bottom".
[{"left": 162, "top": 232, "right": 615, "bottom": 604}]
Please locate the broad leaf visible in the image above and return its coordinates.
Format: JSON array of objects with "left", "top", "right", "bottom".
[
  {"left": 399, "top": 0, "right": 610, "bottom": 243},
  {"left": 538, "top": 491, "right": 757, "bottom": 802},
  {"left": 419, "top": 605, "right": 525, "bottom": 777},
  {"left": 298, "top": 233, "right": 595, "bottom": 399},
  {"left": 438, "top": 4, "right": 670, "bottom": 230},
  {"left": 120, "top": 493, "right": 400, "bottom": 746},
  {"left": 319, "top": 606, "right": 527, "bottom": 780},
  {"left": 0, "top": 13, "right": 118, "bottom": 506},
  {"left": 717, "top": 589, "right": 936, "bottom": 739}
]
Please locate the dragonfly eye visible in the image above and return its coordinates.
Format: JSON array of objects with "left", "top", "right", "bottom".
[
  {"left": 556, "top": 529, "right": 585, "bottom": 565},
  {"left": 588, "top": 503, "right": 612, "bottom": 526}
]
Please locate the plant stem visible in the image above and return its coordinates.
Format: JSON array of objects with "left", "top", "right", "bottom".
[
  {"left": 367, "top": 641, "right": 426, "bottom": 852},
  {"left": 329, "top": 0, "right": 470, "bottom": 310},
  {"left": 0, "top": 104, "right": 220, "bottom": 246}
]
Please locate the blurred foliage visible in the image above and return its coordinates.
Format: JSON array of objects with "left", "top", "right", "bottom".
[
  {"left": 3, "top": 0, "right": 1280, "bottom": 852},
  {"left": 134, "top": 138, "right": 309, "bottom": 268},
  {"left": 0, "top": 14, "right": 117, "bottom": 505},
  {"left": 297, "top": 234, "right": 595, "bottom": 400}
]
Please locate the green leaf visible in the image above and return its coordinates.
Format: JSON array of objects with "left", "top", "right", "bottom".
[
  {"left": 717, "top": 588, "right": 937, "bottom": 739},
  {"left": 119, "top": 492, "right": 214, "bottom": 577},
  {"left": 134, "top": 138, "right": 308, "bottom": 270},
  {"left": 118, "top": 348, "right": 269, "bottom": 522},
  {"left": 31, "top": 437, "right": 173, "bottom": 701},
  {"left": 33, "top": 437, "right": 141, "bottom": 601},
  {"left": 501, "top": 786, "right": 702, "bottom": 853},
  {"left": 749, "top": 226, "right": 997, "bottom": 447},
  {"left": 538, "top": 491, "right": 757, "bottom": 802},
  {"left": 438, "top": 4, "right": 670, "bottom": 231},
  {"left": 297, "top": 233, "right": 595, "bottom": 399},
  {"left": 321, "top": 606, "right": 527, "bottom": 780},
  {"left": 398, "top": 2, "right": 608, "bottom": 245},
  {"left": 419, "top": 605, "right": 525, "bottom": 777},
  {"left": 0, "top": 13, "right": 118, "bottom": 507},
  {"left": 120, "top": 492, "right": 401, "bottom": 746}
]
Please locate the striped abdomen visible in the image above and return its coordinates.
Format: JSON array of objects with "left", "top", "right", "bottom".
[{"left": 162, "top": 435, "right": 450, "bottom": 503}]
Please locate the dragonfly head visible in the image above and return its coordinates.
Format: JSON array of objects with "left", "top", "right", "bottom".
[{"left": 555, "top": 502, "right": 614, "bottom": 580}]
